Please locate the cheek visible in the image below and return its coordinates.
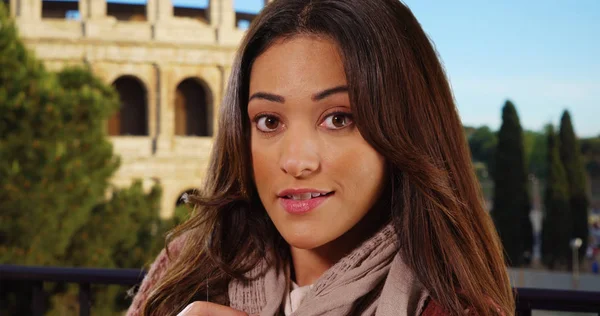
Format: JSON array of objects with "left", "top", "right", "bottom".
[
  {"left": 325, "top": 142, "right": 386, "bottom": 194},
  {"left": 251, "top": 143, "right": 275, "bottom": 191},
  {"left": 325, "top": 145, "right": 386, "bottom": 223}
]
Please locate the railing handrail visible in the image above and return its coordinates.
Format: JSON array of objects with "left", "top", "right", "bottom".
[
  {"left": 516, "top": 287, "right": 600, "bottom": 303},
  {"left": 0, "top": 264, "right": 145, "bottom": 285},
  {"left": 515, "top": 288, "right": 600, "bottom": 314},
  {"left": 1, "top": 264, "right": 600, "bottom": 315}
]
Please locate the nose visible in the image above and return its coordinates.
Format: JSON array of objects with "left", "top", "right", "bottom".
[{"left": 279, "top": 128, "right": 320, "bottom": 178}]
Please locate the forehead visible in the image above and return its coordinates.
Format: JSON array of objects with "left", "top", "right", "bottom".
[{"left": 249, "top": 35, "right": 347, "bottom": 96}]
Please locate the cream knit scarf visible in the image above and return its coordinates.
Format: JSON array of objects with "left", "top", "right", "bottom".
[{"left": 228, "top": 224, "right": 429, "bottom": 316}]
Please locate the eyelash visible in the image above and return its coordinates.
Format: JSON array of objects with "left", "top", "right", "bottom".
[{"left": 252, "top": 111, "right": 354, "bottom": 134}]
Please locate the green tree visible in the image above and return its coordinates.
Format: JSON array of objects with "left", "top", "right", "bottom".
[
  {"left": 580, "top": 136, "right": 600, "bottom": 159},
  {"left": 0, "top": 4, "right": 176, "bottom": 314},
  {"left": 65, "top": 181, "right": 163, "bottom": 269},
  {"left": 49, "top": 181, "right": 167, "bottom": 315},
  {"left": 467, "top": 125, "right": 497, "bottom": 173},
  {"left": 491, "top": 100, "right": 532, "bottom": 266},
  {"left": 1, "top": 4, "right": 111, "bottom": 314},
  {"left": 527, "top": 131, "right": 548, "bottom": 180},
  {"left": 581, "top": 136, "right": 600, "bottom": 178},
  {"left": 0, "top": 3, "right": 120, "bottom": 266},
  {"left": 541, "top": 125, "right": 571, "bottom": 269},
  {"left": 559, "top": 111, "right": 589, "bottom": 262}
]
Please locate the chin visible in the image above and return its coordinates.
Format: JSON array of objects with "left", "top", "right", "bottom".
[{"left": 281, "top": 229, "right": 334, "bottom": 250}]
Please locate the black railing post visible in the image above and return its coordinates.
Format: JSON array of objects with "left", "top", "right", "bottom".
[
  {"left": 79, "top": 282, "right": 91, "bottom": 316},
  {"left": 31, "top": 280, "right": 45, "bottom": 316},
  {"left": 517, "top": 308, "right": 532, "bottom": 316}
]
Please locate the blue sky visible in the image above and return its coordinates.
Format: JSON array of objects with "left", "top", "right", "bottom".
[
  {"left": 403, "top": 1, "right": 600, "bottom": 137},
  {"left": 98, "top": 1, "right": 600, "bottom": 136}
]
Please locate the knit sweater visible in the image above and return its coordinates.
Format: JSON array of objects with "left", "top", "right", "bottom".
[{"left": 126, "top": 227, "right": 448, "bottom": 316}]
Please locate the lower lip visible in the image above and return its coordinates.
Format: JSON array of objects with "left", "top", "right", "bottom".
[{"left": 279, "top": 194, "right": 332, "bottom": 214}]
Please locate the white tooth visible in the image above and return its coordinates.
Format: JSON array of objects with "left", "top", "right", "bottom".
[
  {"left": 311, "top": 192, "right": 321, "bottom": 197},
  {"left": 292, "top": 193, "right": 312, "bottom": 200}
]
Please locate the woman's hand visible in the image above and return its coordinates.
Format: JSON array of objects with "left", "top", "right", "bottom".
[{"left": 177, "top": 301, "right": 249, "bottom": 316}]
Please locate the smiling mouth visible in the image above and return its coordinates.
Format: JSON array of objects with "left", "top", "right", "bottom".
[
  {"left": 279, "top": 191, "right": 334, "bottom": 214},
  {"left": 282, "top": 192, "right": 334, "bottom": 200}
]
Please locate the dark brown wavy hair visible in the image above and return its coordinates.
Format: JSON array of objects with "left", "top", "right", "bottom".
[{"left": 141, "top": 1, "right": 514, "bottom": 315}]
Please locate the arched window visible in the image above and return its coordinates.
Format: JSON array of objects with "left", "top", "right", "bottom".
[
  {"left": 109, "top": 76, "right": 148, "bottom": 136},
  {"left": 174, "top": 78, "right": 212, "bottom": 137},
  {"left": 42, "top": 0, "right": 79, "bottom": 19},
  {"left": 235, "top": 0, "right": 265, "bottom": 28},
  {"left": 172, "top": 0, "right": 207, "bottom": 21},
  {"left": 107, "top": 0, "right": 147, "bottom": 21}
]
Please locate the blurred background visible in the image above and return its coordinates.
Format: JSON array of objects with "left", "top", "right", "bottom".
[{"left": 0, "top": 0, "right": 598, "bottom": 315}]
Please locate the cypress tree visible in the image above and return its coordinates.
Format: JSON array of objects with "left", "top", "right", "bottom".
[
  {"left": 559, "top": 111, "right": 589, "bottom": 262},
  {"left": 541, "top": 125, "right": 571, "bottom": 269},
  {"left": 491, "top": 100, "right": 532, "bottom": 266},
  {"left": 521, "top": 189, "right": 534, "bottom": 264}
]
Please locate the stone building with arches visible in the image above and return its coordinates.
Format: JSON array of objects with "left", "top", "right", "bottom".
[{"left": 5, "top": 0, "right": 272, "bottom": 217}]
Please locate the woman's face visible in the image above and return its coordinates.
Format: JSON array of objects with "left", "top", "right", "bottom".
[{"left": 248, "top": 35, "right": 386, "bottom": 250}]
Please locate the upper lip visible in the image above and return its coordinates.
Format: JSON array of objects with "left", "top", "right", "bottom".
[{"left": 277, "top": 188, "right": 333, "bottom": 197}]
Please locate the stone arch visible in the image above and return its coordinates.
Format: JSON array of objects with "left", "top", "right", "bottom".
[
  {"left": 174, "top": 77, "right": 213, "bottom": 137},
  {"left": 109, "top": 75, "right": 148, "bottom": 136}
]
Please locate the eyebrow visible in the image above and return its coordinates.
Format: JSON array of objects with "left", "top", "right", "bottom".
[{"left": 248, "top": 85, "right": 348, "bottom": 103}]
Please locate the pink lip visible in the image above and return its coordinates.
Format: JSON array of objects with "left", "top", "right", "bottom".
[
  {"left": 277, "top": 189, "right": 334, "bottom": 215},
  {"left": 277, "top": 188, "right": 331, "bottom": 196}
]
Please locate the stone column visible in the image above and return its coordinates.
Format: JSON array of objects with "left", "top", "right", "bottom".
[
  {"left": 79, "top": 0, "right": 106, "bottom": 19},
  {"left": 9, "top": 0, "right": 17, "bottom": 17},
  {"left": 153, "top": 62, "right": 174, "bottom": 156},
  {"left": 208, "top": 0, "right": 235, "bottom": 28},
  {"left": 147, "top": 0, "right": 172, "bottom": 22},
  {"left": 214, "top": 65, "right": 232, "bottom": 136},
  {"left": 79, "top": 0, "right": 109, "bottom": 39},
  {"left": 17, "top": 0, "right": 41, "bottom": 20}
]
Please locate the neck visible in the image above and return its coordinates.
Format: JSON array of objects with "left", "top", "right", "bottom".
[{"left": 289, "top": 207, "right": 389, "bottom": 287}]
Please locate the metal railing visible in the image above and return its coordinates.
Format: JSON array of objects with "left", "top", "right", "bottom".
[
  {"left": 0, "top": 264, "right": 145, "bottom": 316},
  {"left": 1, "top": 264, "right": 600, "bottom": 316},
  {"left": 516, "top": 288, "right": 600, "bottom": 315}
]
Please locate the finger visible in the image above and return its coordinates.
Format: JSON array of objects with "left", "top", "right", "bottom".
[{"left": 177, "top": 301, "right": 249, "bottom": 316}]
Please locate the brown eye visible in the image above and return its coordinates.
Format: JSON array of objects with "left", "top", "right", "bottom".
[
  {"left": 256, "top": 115, "right": 280, "bottom": 132},
  {"left": 265, "top": 117, "right": 278, "bottom": 129},
  {"left": 322, "top": 112, "right": 353, "bottom": 130},
  {"left": 331, "top": 115, "right": 346, "bottom": 128}
]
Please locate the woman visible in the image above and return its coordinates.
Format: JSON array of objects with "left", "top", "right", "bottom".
[{"left": 127, "top": 0, "right": 514, "bottom": 315}]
